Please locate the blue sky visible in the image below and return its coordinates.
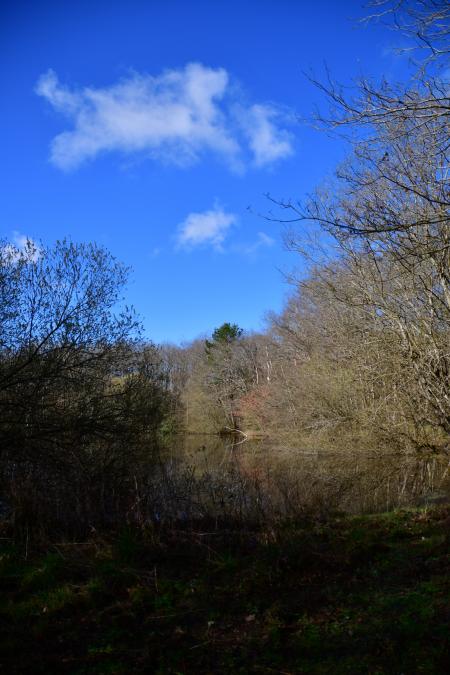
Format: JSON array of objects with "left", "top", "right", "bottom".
[{"left": 0, "top": 0, "right": 410, "bottom": 343}]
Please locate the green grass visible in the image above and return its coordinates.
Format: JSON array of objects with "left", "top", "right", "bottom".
[{"left": 0, "top": 507, "right": 449, "bottom": 673}]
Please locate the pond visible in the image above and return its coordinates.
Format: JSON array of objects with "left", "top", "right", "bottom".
[{"left": 157, "top": 434, "right": 450, "bottom": 518}]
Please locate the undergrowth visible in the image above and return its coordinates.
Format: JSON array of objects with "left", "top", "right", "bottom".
[{"left": 0, "top": 507, "right": 449, "bottom": 674}]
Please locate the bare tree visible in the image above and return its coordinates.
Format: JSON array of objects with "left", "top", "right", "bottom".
[{"left": 264, "top": 1, "right": 449, "bottom": 448}]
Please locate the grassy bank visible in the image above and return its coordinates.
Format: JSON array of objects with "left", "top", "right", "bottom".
[{"left": 1, "top": 507, "right": 449, "bottom": 674}]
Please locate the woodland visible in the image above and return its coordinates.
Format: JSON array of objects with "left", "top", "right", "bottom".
[{"left": 0, "top": 2, "right": 449, "bottom": 673}]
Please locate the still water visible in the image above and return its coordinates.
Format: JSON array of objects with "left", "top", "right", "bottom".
[{"left": 159, "top": 435, "right": 450, "bottom": 517}]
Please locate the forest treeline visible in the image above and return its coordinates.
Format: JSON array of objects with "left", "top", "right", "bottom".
[
  {"left": 0, "top": 1, "right": 448, "bottom": 538},
  {"left": 163, "top": 1, "right": 450, "bottom": 452}
]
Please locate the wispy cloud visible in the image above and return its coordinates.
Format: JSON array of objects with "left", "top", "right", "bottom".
[
  {"left": 250, "top": 231, "right": 275, "bottom": 250},
  {"left": 236, "top": 104, "right": 294, "bottom": 167},
  {"left": 36, "top": 64, "right": 293, "bottom": 171},
  {"left": 176, "top": 208, "right": 237, "bottom": 251},
  {"left": 234, "top": 231, "right": 275, "bottom": 256}
]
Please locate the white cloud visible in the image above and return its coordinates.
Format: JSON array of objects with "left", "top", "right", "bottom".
[
  {"left": 36, "top": 64, "right": 293, "bottom": 171},
  {"left": 176, "top": 208, "right": 237, "bottom": 250},
  {"left": 238, "top": 104, "right": 294, "bottom": 167}
]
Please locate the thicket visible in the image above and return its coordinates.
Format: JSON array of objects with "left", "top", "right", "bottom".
[{"left": 0, "top": 239, "right": 174, "bottom": 538}]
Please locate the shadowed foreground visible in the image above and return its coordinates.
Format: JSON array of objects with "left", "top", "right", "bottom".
[{"left": 1, "top": 506, "right": 449, "bottom": 674}]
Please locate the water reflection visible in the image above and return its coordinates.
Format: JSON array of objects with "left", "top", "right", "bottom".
[{"left": 161, "top": 435, "right": 450, "bottom": 516}]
